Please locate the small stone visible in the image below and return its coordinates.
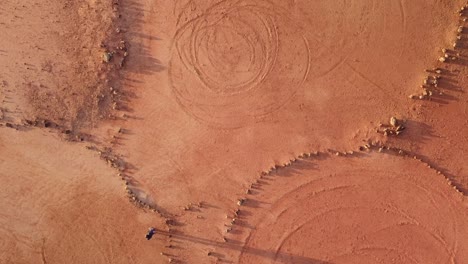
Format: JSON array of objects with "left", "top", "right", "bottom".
[
  {"left": 102, "top": 52, "right": 112, "bottom": 63},
  {"left": 439, "top": 57, "right": 446, "bottom": 62},
  {"left": 390, "top": 116, "right": 398, "bottom": 127}
]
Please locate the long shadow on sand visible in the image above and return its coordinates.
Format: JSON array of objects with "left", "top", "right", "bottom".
[
  {"left": 155, "top": 230, "right": 331, "bottom": 264},
  {"left": 120, "top": 0, "right": 166, "bottom": 76}
]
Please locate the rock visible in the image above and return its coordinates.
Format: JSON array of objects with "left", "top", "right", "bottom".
[
  {"left": 390, "top": 116, "right": 398, "bottom": 127},
  {"left": 102, "top": 52, "right": 112, "bottom": 63},
  {"left": 439, "top": 57, "right": 446, "bottom": 62}
]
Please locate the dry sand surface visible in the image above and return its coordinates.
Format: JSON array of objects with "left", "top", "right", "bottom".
[
  {"left": 0, "top": 129, "right": 167, "bottom": 263},
  {"left": 1, "top": 0, "right": 468, "bottom": 263}
]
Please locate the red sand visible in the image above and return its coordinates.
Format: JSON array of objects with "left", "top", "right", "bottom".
[
  {"left": 0, "top": 129, "right": 167, "bottom": 263},
  {"left": 231, "top": 152, "right": 468, "bottom": 263},
  {"left": 1, "top": 0, "right": 468, "bottom": 263}
]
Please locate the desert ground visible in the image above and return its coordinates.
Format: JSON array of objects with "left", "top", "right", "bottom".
[{"left": 1, "top": 0, "right": 468, "bottom": 263}]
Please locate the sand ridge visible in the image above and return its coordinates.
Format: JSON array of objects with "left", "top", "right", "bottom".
[
  {"left": 108, "top": 0, "right": 467, "bottom": 216},
  {"left": 233, "top": 151, "right": 468, "bottom": 263}
]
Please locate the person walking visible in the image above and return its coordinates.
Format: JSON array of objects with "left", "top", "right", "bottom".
[{"left": 146, "top": 227, "right": 156, "bottom": 240}]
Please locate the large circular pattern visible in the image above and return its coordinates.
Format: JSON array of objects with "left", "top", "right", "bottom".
[
  {"left": 235, "top": 154, "right": 467, "bottom": 263},
  {"left": 170, "top": 0, "right": 311, "bottom": 128},
  {"left": 169, "top": 0, "right": 410, "bottom": 128}
]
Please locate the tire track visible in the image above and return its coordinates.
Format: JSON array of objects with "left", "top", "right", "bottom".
[
  {"left": 169, "top": 0, "right": 311, "bottom": 129},
  {"left": 229, "top": 148, "right": 467, "bottom": 263}
]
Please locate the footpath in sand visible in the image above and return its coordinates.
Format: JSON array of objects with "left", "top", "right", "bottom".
[{"left": 1, "top": 0, "right": 468, "bottom": 263}]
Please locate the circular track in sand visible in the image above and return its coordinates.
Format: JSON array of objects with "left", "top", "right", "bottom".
[
  {"left": 236, "top": 154, "right": 468, "bottom": 264},
  {"left": 170, "top": 0, "right": 311, "bottom": 128}
]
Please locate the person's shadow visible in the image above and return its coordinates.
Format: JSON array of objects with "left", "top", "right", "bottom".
[{"left": 155, "top": 230, "right": 331, "bottom": 264}]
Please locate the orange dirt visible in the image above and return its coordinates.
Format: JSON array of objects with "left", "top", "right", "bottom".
[
  {"left": 0, "top": 129, "right": 167, "bottom": 263},
  {"left": 1, "top": 0, "right": 468, "bottom": 263},
  {"left": 230, "top": 152, "right": 468, "bottom": 263}
]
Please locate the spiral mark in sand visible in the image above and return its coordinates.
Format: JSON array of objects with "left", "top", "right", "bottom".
[
  {"left": 170, "top": 0, "right": 311, "bottom": 128},
  {"left": 235, "top": 154, "right": 467, "bottom": 263}
]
